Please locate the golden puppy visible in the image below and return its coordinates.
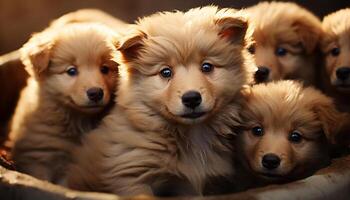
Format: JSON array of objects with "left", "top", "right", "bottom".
[
  {"left": 9, "top": 23, "right": 120, "bottom": 184},
  {"left": 245, "top": 2, "right": 322, "bottom": 85},
  {"left": 321, "top": 8, "right": 350, "bottom": 112},
  {"left": 68, "top": 6, "right": 250, "bottom": 196},
  {"left": 0, "top": 9, "right": 127, "bottom": 146},
  {"left": 234, "top": 80, "right": 345, "bottom": 188}
]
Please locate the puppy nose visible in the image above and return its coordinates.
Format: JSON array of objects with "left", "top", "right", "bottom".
[
  {"left": 262, "top": 153, "right": 281, "bottom": 170},
  {"left": 182, "top": 91, "right": 202, "bottom": 109},
  {"left": 87, "top": 87, "right": 104, "bottom": 102},
  {"left": 254, "top": 66, "right": 270, "bottom": 83},
  {"left": 336, "top": 67, "right": 350, "bottom": 81}
]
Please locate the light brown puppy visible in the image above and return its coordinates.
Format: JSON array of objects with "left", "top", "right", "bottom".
[
  {"left": 68, "top": 6, "right": 251, "bottom": 196},
  {"left": 9, "top": 22, "right": 120, "bottom": 184},
  {"left": 245, "top": 2, "right": 322, "bottom": 85},
  {"left": 1, "top": 9, "right": 127, "bottom": 143},
  {"left": 235, "top": 80, "right": 346, "bottom": 188},
  {"left": 321, "top": 8, "right": 350, "bottom": 112}
]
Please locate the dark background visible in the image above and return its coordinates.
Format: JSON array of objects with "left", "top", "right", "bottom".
[{"left": 0, "top": 0, "right": 349, "bottom": 55}]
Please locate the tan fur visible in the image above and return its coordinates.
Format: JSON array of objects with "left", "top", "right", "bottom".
[
  {"left": 9, "top": 21, "right": 121, "bottom": 184},
  {"left": 235, "top": 80, "right": 345, "bottom": 187},
  {"left": 245, "top": 2, "right": 322, "bottom": 85},
  {"left": 68, "top": 6, "right": 251, "bottom": 196},
  {"left": 321, "top": 8, "right": 350, "bottom": 112}
]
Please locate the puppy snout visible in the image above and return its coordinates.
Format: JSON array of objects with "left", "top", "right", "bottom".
[
  {"left": 336, "top": 67, "right": 350, "bottom": 81},
  {"left": 87, "top": 87, "right": 104, "bottom": 102},
  {"left": 262, "top": 153, "right": 281, "bottom": 170},
  {"left": 254, "top": 66, "right": 270, "bottom": 83},
  {"left": 181, "top": 91, "right": 202, "bottom": 109}
]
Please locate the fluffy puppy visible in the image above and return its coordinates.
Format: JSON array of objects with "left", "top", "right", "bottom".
[
  {"left": 9, "top": 23, "right": 120, "bottom": 184},
  {"left": 321, "top": 8, "right": 350, "bottom": 112},
  {"left": 245, "top": 2, "right": 322, "bottom": 85},
  {"left": 68, "top": 6, "right": 250, "bottom": 196},
  {"left": 234, "top": 80, "right": 346, "bottom": 189}
]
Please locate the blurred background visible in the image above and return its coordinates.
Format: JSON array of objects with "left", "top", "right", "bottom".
[{"left": 0, "top": 0, "right": 349, "bottom": 55}]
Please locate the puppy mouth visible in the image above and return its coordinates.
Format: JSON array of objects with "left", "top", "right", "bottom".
[
  {"left": 181, "top": 112, "right": 207, "bottom": 119},
  {"left": 257, "top": 172, "right": 284, "bottom": 178},
  {"left": 69, "top": 98, "right": 105, "bottom": 110}
]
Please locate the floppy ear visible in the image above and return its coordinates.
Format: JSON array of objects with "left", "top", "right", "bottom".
[
  {"left": 21, "top": 32, "right": 54, "bottom": 77},
  {"left": 312, "top": 96, "right": 347, "bottom": 144},
  {"left": 117, "top": 27, "right": 147, "bottom": 61},
  {"left": 293, "top": 19, "right": 322, "bottom": 54},
  {"left": 215, "top": 15, "right": 248, "bottom": 45}
]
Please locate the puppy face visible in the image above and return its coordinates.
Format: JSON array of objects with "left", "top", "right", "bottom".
[
  {"left": 237, "top": 81, "right": 343, "bottom": 182},
  {"left": 117, "top": 7, "right": 249, "bottom": 126},
  {"left": 322, "top": 9, "right": 350, "bottom": 92},
  {"left": 246, "top": 2, "right": 321, "bottom": 84},
  {"left": 21, "top": 23, "right": 119, "bottom": 113}
]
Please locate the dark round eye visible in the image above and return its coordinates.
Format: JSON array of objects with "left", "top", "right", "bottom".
[
  {"left": 101, "top": 65, "right": 110, "bottom": 74},
  {"left": 66, "top": 67, "right": 78, "bottom": 76},
  {"left": 201, "top": 62, "right": 213, "bottom": 73},
  {"left": 289, "top": 131, "right": 303, "bottom": 143},
  {"left": 247, "top": 45, "right": 255, "bottom": 54},
  {"left": 160, "top": 68, "right": 172, "bottom": 78},
  {"left": 330, "top": 47, "right": 340, "bottom": 57},
  {"left": 251, "top": 126, "right": 264, "bottom": 137},
  {"left": 276, "top": 47, "right": 288, "bottom": 56}
]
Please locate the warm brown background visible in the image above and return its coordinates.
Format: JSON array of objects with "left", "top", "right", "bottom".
[{"left": 0, "top": 0, "right": 349, "bottom": 55}]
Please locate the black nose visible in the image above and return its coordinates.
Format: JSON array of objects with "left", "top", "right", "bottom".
[
  {"left": 254, "top": 66, "right": 270, "bottom": 83},
  {"left": 336, "top": 67, "right": 350, "bottom": 81},
  {"left": 182, "top": 91, "right": 202, "bottom": 109},
  {"left": 87, "top": 87, "right": 104, "bottom": 102},
  {"left": 262, "top": 153, "right": 281, "bottom": 170}
]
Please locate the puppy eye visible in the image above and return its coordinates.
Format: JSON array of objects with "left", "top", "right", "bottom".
[
  {"left": 101, "top": 65, "right": 110, "bottom": 74},
  {"left": 275, "top": 47, "right": 288, "bottom": 56},
  {"left": 289, "top": 131, "right": 303, "bottom": 143},
  {"left": 330, "top": 47, "right": 340, "bottom": 57},
  {"left": 201, "top": 62, "right": 214, "bottom": 73},
  {"left": 160, "top": 67, "right": 172, "bottom": 78},
  {"left": 251, "top": 126, "right": 264, "bottom": 137},
  {"left": 66, "top": 66, "right": 78, "bottom": 76},
  {"left": 247, "top": 45, "right": 255, "bottom": 54}
]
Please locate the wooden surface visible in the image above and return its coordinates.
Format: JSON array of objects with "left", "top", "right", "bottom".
[{"left": 0, "top": 154, "right": 349, "bottom": 199}]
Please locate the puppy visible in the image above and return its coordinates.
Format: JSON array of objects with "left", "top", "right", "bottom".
[
  {"left": 234, "top": 80, "right": 346, "bottom": 189},
  {"left": 321, "top": 8, "right": 350, "bottom": 112},
  {"left": 245, "top": 2, "right": 322, "bottom": 85},
  {"left": 68, "top": 6, "right": 250, "bottom": 196},
  {"left": 9, "top": 22, "right": 120, "bottom": 184}
]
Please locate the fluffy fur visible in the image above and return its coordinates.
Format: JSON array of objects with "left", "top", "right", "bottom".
[
  {"left": 321, "top": 8, "right": 350, "bottom": 112},
  {"left": 68, "top": 6, "right": 251, "bottom": 196},
  {"left": 234, "top": 80, "right": 346, "bottom": 189},
  {"left": 245, "top": 2, "right": 322, "bottom": 85},
  {"left": 9, "top": 20, "right": 121, "bottom": 183}
]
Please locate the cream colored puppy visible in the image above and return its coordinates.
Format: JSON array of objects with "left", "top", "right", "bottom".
[{"left": 68, "top": 6, "right": 251, "bottom": 196}]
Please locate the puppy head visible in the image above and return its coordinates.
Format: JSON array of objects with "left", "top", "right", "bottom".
[
  {"left": 322, "top": 8, "right": 350, "bottom": 92},
  {"left": 245, "top": 2, "right": 321, "bottom": 84},
  {"left": 237, "top": 80, "right": 344, "bottom": 182},
  {"left": 21, "top": 23, "right": 119, "bottom": 113},
  {"left": 117, "top": 6, "right": 249, "bottom": 127}
]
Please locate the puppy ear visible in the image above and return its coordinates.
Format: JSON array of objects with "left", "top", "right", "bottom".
[
  {"left": 293, "top": 19, "right": 322, "bottom": 54},
  {"left": 312, "top": 95, "right": 346, "bottom": 144},
  {"left": 215, "top": 14, "right": 248, "bottom": 45},
  {"left": 21, "top": 32, "right": 54, "bottom": 77},
  {"left": 117, "top": 27, "right": 147, "bottom": 61}
]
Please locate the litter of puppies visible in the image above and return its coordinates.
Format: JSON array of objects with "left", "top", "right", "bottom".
[{"left": 0, "top": 1, "right": 349, "bottom": 198}]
